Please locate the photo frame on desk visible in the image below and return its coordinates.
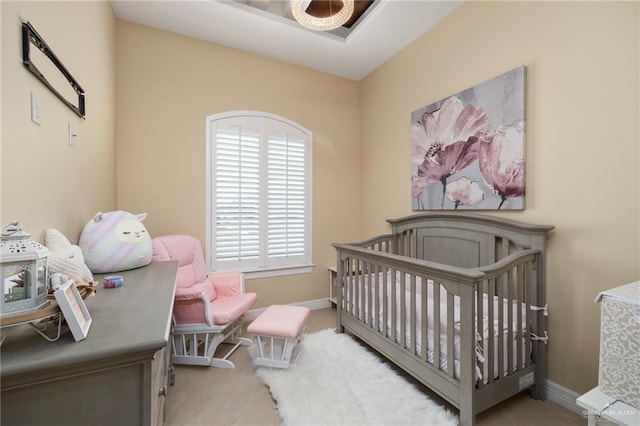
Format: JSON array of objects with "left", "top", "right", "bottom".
[{"left": 54, "top": 280, "right": 92, "bottom": 341}]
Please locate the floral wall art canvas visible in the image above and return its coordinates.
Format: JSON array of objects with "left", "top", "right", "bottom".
[{"left": 411, "top": 66, "right": 526, "bottom": 210}]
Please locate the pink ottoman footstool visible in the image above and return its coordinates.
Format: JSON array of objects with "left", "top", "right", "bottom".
[{"left": 247, "top": 305, "right": 311, "bottom": 368}]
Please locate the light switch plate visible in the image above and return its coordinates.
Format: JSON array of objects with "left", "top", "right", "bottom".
[
  {"left": 30, "top": 92, "right": 41, "bottom": 125},
  {"left": 68, "top": 122, "right": 75, "bottom": 146}
]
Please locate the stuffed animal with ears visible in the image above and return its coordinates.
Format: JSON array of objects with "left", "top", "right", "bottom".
[
  {"left": 45, "top": 228, "right": 94, "bottom": 283},
  {"left": 79, "top": 211, "right": 152, "bottom": 274}
]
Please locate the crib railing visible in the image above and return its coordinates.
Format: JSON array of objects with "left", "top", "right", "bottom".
[
  {"left": 350, "top": 233, "right": 395, "bottom": 252},
  {"left": 474, "top": 250, "right": 539, "bottom": 387},
  {"left": 333, "top": 242, "right": 542, "bottom": 410}
]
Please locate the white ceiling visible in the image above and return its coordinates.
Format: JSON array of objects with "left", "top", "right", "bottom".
[{"left": 111, "top": 0, "right": 463, "bottom": 81}]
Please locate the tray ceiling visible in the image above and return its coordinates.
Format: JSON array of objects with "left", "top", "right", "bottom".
[{"left": 111, "top": 0, "right": 463, "bottom": 81}]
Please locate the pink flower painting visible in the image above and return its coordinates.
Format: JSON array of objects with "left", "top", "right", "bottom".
[
  {"left": 478, "top": 122, "right": 525, "bottom": 208},
  {"left": 412, "top": 97, "right": 489, "bottom": 207},
  {"left": 445, "top": 177, "right": 485, "bottom": 209},
  {"left": 411, "top": 66, "right": 526, "bottom": 210}
]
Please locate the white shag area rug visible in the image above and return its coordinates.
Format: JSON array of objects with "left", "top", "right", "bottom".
[{"left": 255, "top": 328, "right": 458, "bottom": 426}]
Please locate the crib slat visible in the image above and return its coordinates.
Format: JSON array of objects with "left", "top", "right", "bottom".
[
  {"left": 360, "top": 261, "right": 366, "bottom": 322},
  {"left": 402, "top": 231, "right": 407, "bottom": 256},
  {"left": 410, "top": 275, "right": 416, "bottom": 354},
  {"left": 344, "top": 259, "right": 348, "bottom": 314},
  {"left": 345, "top": 259, "right": 352, "bottom": 315},
  {"left": 339, "top": 259, "right": 345, "bottom": 313},
  {"left": 360, "top": 260, "right": 365, "bottom": 319},
  {"left": 497, "top": 274, "right": 505, "bottom": 379},
  {"left": 357, "top": 260, "right": 363, "bottom": 320},
  {"left": 373, "top": 263, "right": 379, "bottom": 331},
  {"left": 400, "top": 272, "right": 406, "bottom": 348},
  {"left": 517, "top": 264, "right": 524, "bottom": 370},
  {"left": 476, "top": 279, "right": 485, "bottom": 387},
  {"left": 348, "top": 259, "right": 354, "bottom": 317},
  {"left": 351, "top": 259, "right": 357, "bottom": 317},
  {"left": 447, "top": 292, "right": 455, "bottom": 378},
  {"left": 365, "top": 261, "right": 372, "bottom": 327},
  {"left": 507, "top": 268, "right": 514, "bottom": 375},
  {"left": 391, "top": 268, "right": 397, "bottom": 344},
  {"left": 501, "top": 237, "right": 510, "bottom": 258},
  {"left": 487, "top": 278, "right": 495, "bottom": 384},
  {"left": 411, "top": 229, "right": 417, "bottom": 258},
  {"left": 524, "top": 261, "right": 532, "bottom": 368},
  {"left": 501, "top": 241, "right": 511, "bottom": 379},
  {"left": 421, "top": 276, "right": 428, "bottom": 362},
  {"left": 433, "top": 282, "right": 441, "bottom": 371},
  {"left": 383, "top": 267, "right": 388, "bottom": 339}
]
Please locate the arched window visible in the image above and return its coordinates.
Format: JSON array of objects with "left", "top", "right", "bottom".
[{"left": 206, "top": 111, "right": 313, "bottom": 278}]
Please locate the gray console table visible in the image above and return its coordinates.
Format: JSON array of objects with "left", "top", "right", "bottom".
[{"left": 1, "top": 260, "right": 177, "bottom": 426}]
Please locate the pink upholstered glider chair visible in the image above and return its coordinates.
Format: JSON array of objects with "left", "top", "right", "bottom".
[{"left": 152, "top": 235, "right": 257, "bottom": 368}]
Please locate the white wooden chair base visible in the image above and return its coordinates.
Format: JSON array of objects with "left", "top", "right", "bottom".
[
  {"left": 247, "top": 305, "right": 311, "bottom": 369},
  {"left": 172, "top": 316, "right": 250, "bottom": 369},
  {"left": 253, "top": 334, "right": 304, "bottom": 368}
]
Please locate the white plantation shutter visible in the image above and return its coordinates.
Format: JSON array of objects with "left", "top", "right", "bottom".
[
  {"left": 213, "top": 119, "right": 261, "bottom": 266},
  {"left": 267, "top": 120, "right": 307, "bottom": 263},
  {"left": 207, "top": 112, "right": 312, "bottom": 274}
]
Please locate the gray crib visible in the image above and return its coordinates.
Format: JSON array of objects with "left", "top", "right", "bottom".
[{"left": 332, "top": 213, "right": 554, "bottom": 426}]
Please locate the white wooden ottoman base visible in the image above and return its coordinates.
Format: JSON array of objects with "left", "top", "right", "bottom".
[{"left": 247, "top": 305, "right": 311, "bottom": 369}]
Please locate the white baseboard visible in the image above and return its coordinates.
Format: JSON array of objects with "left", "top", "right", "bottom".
[
  {"left": 245, "top": 298, "right": 332, "bottom": 321},
  {"left": 547, "top": 379, "right": 583, "bottom": 415}
]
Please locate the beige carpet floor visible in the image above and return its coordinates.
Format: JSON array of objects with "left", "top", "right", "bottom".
[{"left": 166, "top": 307, "right": 586, "bottom": 426}]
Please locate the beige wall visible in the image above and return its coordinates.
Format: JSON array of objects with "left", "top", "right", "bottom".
[
  {"left": 359, "top": 1, "right": 639, "bottom": 394},
  {"left": 115, "top": 21, "right": 361, "bottom": 308},
  {"left": 1, "top": 1, "right": 116, "bottom": 242}
]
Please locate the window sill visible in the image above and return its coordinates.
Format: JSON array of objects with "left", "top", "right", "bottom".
[{"left": 241, "top": 264, "right": 315, "bottom": 280}]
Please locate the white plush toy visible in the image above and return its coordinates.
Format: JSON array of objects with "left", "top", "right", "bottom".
[
  {"left": 45, "top": 229, "right": 94, "bottom": 283},
  {"left": 49, "top": 272, "right": 69, "bottom": 292},
  {"left": 79, "top": 211, "right": 152, "bottom": 274}
]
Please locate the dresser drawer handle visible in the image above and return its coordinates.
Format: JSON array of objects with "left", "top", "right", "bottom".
[
  {"left": 158, "top": 385, "right": 168, "bottom": 398},
  {"left": 169, "top": 365, "right": 175, "bottom": 387}
]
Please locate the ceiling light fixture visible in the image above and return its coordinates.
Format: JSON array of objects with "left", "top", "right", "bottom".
[{"left": 291, "top": 0, "right": 355, "bottom": 32}]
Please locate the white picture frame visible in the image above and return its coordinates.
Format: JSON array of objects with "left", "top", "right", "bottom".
[{"left": 54, "top": 279, "right": 92, "bottom": 341}]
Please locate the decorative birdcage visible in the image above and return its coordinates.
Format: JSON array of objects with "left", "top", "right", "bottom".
[{"left": 1, "top": 221, "right": 50, "bottom": 318}]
